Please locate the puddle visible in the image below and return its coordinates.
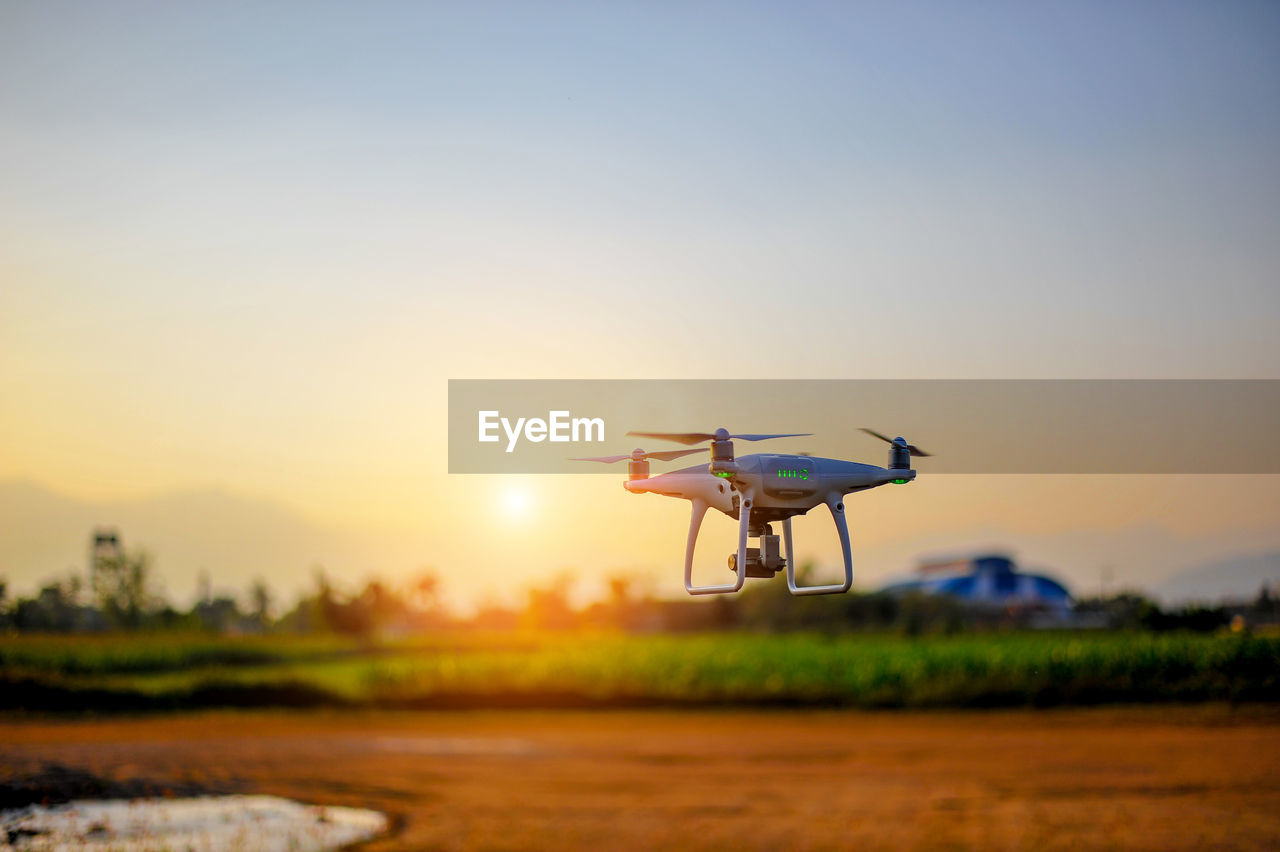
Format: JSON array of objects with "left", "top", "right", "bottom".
[{"left": 1, "top": 795, "right": 386, "bottom": 851}]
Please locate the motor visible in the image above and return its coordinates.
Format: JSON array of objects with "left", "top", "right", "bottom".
[{"left": 859, "top": 428, "right": 931, "bottom": 470}]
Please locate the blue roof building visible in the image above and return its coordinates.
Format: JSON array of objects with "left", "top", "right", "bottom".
[{"left": 881, "top": 554, "right": 1072, "bottom": 611}]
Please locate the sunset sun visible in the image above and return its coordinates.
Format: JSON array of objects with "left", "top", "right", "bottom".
[{"left": 501, "top": 487, "right": 533, "bottom": 519}]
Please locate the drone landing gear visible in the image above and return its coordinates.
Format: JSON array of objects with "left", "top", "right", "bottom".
[
  {"left": 684, "top": 495, "right": 752, "bottom": 595},
  {"left": 782, "top": 497, "right": 853, "bottom": 596},
  {"left": 684, "top": 492, "right": 854, "bottom": 596}
]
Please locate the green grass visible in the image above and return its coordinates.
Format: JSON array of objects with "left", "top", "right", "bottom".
[
  {"left": 2, "top": 631, "right": 1277, "bottom": 711},
  {"left": 0, "top": 632, "right": 347, "bottom": 675}
]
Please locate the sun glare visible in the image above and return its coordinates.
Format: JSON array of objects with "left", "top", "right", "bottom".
[{"left": 502, "top": 488, "right": 532, "bottom": 519}]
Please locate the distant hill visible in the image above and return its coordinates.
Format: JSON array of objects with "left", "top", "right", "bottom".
[
  {"left": 1153, "top": 551, "right": 1280, "bottom": 604},
  {"left": 0, "top": 480, "right": 404, "bottom": 604}
]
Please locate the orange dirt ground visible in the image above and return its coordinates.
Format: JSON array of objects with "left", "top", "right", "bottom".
[{"left": 2, "top": 706, "right": 1279, "bottom": 851}]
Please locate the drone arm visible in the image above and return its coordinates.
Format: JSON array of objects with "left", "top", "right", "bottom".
[
  {"left": 684, "top": 493, "right": 750, "bottom": 595},
  {"left": 784, "top": 495, "right": 854, "bottom": 595}
]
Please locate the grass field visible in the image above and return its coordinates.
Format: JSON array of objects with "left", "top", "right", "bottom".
[{"left": 2, "top": 630, "right": 1277, "bottom": 711}]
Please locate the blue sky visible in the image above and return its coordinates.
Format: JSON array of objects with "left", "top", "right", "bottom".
[{"left": 4, "top": 2, "right": 1277, "bottom": 379}]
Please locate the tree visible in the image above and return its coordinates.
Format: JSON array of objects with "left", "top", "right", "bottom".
[
  {"left": 91, "top": 549, "right": 154, "bottom": 628},
  {"left": 12, "top": 577, "right": 94, "bottom": 632},
  {"left": 249, "top": 577, "right": 273, "bottom": 625},
  {"left": 522, "top": 573, "right": 577, "bottom": 631},
  {"left": 411, "top": 571, "right": 440, "bottom": 612}
]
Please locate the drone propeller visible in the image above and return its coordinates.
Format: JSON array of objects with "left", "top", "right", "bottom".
[
  {"left": 860, "top": 428, "right": 932, "bottom": 457},
  {"left": 571, "top": 448, "right": 707, "bottom": 464},
  {"left": 627, "top": 429, "right": 812, "bottom": 446}
]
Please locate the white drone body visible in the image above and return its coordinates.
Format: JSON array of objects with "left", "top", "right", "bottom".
[{"left": 578, "top": 428, "right": 929, "bottom": 596}]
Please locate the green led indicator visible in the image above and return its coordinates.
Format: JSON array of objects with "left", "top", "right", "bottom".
[
  {"left": 891, "top": 478, "right": 908, "bottom": 485},
  {"left": 776, "top": 468, "right": 809, "bottom": 480},
  {"left": 714, "top": 471, "right": 733, "bottom": 478}
]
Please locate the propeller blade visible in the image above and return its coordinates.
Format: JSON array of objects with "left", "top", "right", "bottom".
[
  {"left": 646, "top": 448, "right": 708, "bottom": 462},
  {"left": 860, "top": 427, "right": 895, "bottom": 445},
  {"left": 627, "top": 430, "right": 812, "bottom": 445},
  {"left": 627, "top": 431, "right": 716, "bottom": 445},
  {"left": 570, "top": 448, "right": 706, "bottom": 464},
  {"left": 860, "top": 427, "right": 932, "bottom": 457}
]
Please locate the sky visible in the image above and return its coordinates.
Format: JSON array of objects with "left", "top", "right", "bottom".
[{"left": 1, "top": 1, "right": 1278, "bottom": 605}]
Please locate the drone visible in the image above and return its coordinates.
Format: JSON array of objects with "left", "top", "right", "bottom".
[{"left": 574, "top": 428, "right": 930, "bottom": 596}]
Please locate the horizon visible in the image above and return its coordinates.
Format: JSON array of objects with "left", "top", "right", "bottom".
[{"left": 3, "top": 475, "right": 1277, "bottom": 610}]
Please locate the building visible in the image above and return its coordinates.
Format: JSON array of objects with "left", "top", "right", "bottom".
[
  {"left": 89, "top": 526, "right": 123, "bottom": 574},
  {"left": 880, "top": 553, "right": 1072, "bottom": 613}
]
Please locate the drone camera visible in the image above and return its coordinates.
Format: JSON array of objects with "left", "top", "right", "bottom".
[{"left": 727, "top": 529, "right": 785, "bottom": 579}]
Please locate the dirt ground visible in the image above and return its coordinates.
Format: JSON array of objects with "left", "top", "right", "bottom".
[{"left": 2, "top": 705, "right": 1278, "bottom": 851}]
